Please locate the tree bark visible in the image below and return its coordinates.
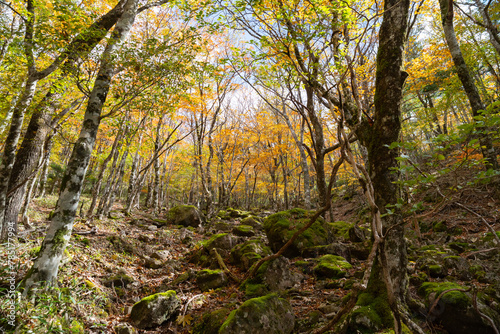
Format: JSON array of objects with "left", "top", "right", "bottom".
[
  {"left": 440, "top": 0, "right": 498, "bottom": 169},
  {"left": 22, "top": 0, "right": 139, "bottom": 290},
  {"left": 358, "top": 0, "right": 410, "bottom": 331}
]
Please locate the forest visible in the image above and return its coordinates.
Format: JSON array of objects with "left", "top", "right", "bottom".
[{"left": 0, "top": 0, "right": 499, "bottom": 332}]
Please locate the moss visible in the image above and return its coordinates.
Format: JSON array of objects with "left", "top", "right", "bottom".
[
  {"left": 418, "top": 282, "right": 470, "bottom": 308},
  {"left": 219, "top": 294, "right": 280, "bottom": 332},
  {"left": 29, "top": 246, "right": 41, "bottom": 257},
  {"left": 482, "top": 231, "right": 500, "bottom": 242},
  {"left": 51, "top": 226, "right": 70, "bottom": 255},
  {"left": 428, "top": 265, "right": 442, "bottom": 276},
  {"left": 133, "top": 291, "right": 177, "bottom": 307},
  {"left": 433, "top": 221, "right": 447, "bottom": 232},
  {"left": 201, "top": 233, "right": 228, "bottom": 248},
  {"left": 244, "top": 283, "right": 268, "bottom": 297},
  {"left": 198, "top": 269, "right": 223, "bottom": 276},
  {"left": 313, "top": 255, "right": 352, "bottom": 279},
  {"left": 326, "top": 221, "right": 353, "bottom": 239},
  {"left": 264, "top": 208, "right": 328, "bottom": 256},
  {"left": 233, "top": 225, "right": 255, "bottom": 236},
  {"left": 192, "top": 308, "right": 231, "bottom": 334},
  {"left": 420, "top": 245, "right": 437, "bottom": 251}
]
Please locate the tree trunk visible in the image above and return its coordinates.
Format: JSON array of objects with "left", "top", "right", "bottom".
[
  {"left": 0, "top": 79, "right": 37, "bottom": 239},
  {"left": 37, "top": 137, "right": 54, "bottom": 198},
  {"left": 22, "top": 0, "right": 138, "bottom": 290},
  {"left": 356, "top": 0, "right": 410, "bottom": 331},
  {"left": 440, "top": 0, "right": 498, "bottom": 169}
]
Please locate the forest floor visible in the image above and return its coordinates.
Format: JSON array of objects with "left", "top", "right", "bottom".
[{"left": 1, "top": 165, "right": 500, "bottom": 334}]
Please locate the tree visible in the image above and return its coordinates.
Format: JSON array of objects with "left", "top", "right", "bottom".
[
  {"left": 440, "top": 0, "right": 498, "bottom": 169},
  {"left": 22, "top": 0, "right": 140, "bottom": 290}
]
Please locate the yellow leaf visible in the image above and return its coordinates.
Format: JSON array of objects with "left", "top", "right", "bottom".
[{"left": 177, "top": 314, "right": 193, "bottom": 327}]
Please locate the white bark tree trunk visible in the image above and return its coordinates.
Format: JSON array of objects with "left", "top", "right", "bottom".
[{"left": 22, "top": 0, "right": 139, "bottom": 291}]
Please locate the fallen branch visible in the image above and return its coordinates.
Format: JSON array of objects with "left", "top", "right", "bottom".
[
  {"left": 428, "top": 287, "right": 471, "bottom": 318},
  {"left": 464, "top": 247, "right": 498, "bottom": 258},
  {"left": 213, "top": 248, "right": 240, "bottom": 284}
]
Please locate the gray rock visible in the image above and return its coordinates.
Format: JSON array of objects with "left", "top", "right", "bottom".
[
  {"left": 152, "top": 250, "right": 171, "bottom": 261},
  {"left": 230, "top": 238, "right": 272, "bottom": 271},
  {"left": 196, "top": 269, "right": 228, "bottom": 291},
  {"left": 262, "top": 256, "right": 302, "bottom": 291},
  {"left": 232, "top": 225, "right": 255, "bottom": 237},
  {"left": 219, "top": 294, "right": 295, "bottom": 334},
  {"left": 114, "top": 323, "right": 137, "bottom": 334},
  {"left": 103, "top": 270, "right": 134, "bottom": 287},
  {"left": 129, "top": 291, "right": 181, "bottom": 329},
  {"left": 144, "top": 256, "right": 163, "bottom": 269},
  {"left": 165, "top": 205, "right": 204, "bottom": 227}
]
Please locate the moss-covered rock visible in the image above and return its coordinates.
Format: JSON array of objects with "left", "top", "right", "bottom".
[
  {"left": 418, "top": 282, "right": 497, "bottom": 334},
  {"left": 240, "top": 216, "right": 262, "bottom": 229},
  {"left": 114, "top": 322, "right": 137, "bottom": 334},
  {"left": 241, "top": 256, "right": 302, "bottom": 297},
  {"left": 196, "top": 269, "right": 228, "bottom": 291},
  {"left": 189, "top": 233, "right": 240, "bottom": 268},
  {"left": 227, "top": 208, "right": 251, "bottom": 219},
  {"left": 164, "top": 205, "right": 204, "bottom": 227},
  {"left": 192, "top": 308, "right": 232, "bottom": 334},
  {"left": 103, "top": 270, "right": 134, "bottom": 288},
  {"left": 232, "top": 225, "right": 255, "bottom": 237},
  {"left": 230, "top": 238, "right": 272, "bottom": 271},
  {"left": 263, "top": 208, "right": 328, "bottom": 258},
  {"left": 313, "top": 255, "right": 352, "bottom": 279},
  {"left": 129, "top": 291, "right": 181, "bottom": 329},
  {"left": 219, "top": 294, "right": 295, "bottom": 334}
]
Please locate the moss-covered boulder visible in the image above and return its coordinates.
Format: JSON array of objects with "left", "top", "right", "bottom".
[
  {"left": 232, "top": 225, "right": 255, "bottom": 237},
  {"left": 313, "top": 255, "right": 352, "bottom": 279},
  {"left": 227, "top": 208, "right": 251, "bottom": 219},
  {"left": 418, "top": 282, "right": 497, "bottom": 334},
  {"left": 230, "top": 238, "right": 272, "bottom": 271},
  {"left": 414, "top": 246, "right": 451, "bottom": 278},
  {"left": 240, "top": 216, "right": 263, "bottom": 229},
  {"left": 103, "top": 270, "right": 134, "bottom": 288},
  {"left": 241, "top": 256, "right": 302, "bottom": 297},
  {"left": 114, "top": 323, "right": 137, "bottom": 334},
  {"left": 164, "top": 205, "right": 203, "bottom": 227},
  {"left": 192, "top": 308, "right": 232, "bottom": 334},
  {"left": 196, "top": 269, "right": 228, "bottom": 291},
  {"left": 263, "top": 208, "right": 328, "bottom": 258},
  {"left": 189, "top": 233, "right": 240, "bottom": 268},
  {"left": 129, "top": 291, "right": 181, "bottom": 329},
  {"left": 219, "top": 294, "right": 295, "bottom": 334}
]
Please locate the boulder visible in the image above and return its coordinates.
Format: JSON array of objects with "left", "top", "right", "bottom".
[
  {"left": 192, "top": 308, "right": 232, "bottom": 334},
  {"left": 230, "top": 238, "right": 272, "bottom": 271},
  {"left": 227, "top": 208, "right": 251, "bottom": 219},
  {"left": 240, "top": 216, "right": 263, "bottom": 230},
  {"left": 263, "top": 208, "right": 328, "bottom": 258},
  {"left": 114, "top": 323, "right": 137, "bottom": 334},
  {"left": 189, "top": 233, "right": 240, "bottom": 268},
  {"left": 103, "top": 270, "right": 134, "bottom": 288},
  {"left": 313, "top": 255, "right": 352, "bottom": 279},
  {"left": 219, "top": 294, "right": 295, "bottom": 334},
  {"left": 164, "top": 205, "right": 203, "bottom": 227},
  {"left": 196, "top": 269, "right": 228, "bottom": 291},
  {"left": 129, "top": 291, "right": 181, "bottom": 329},
  {"left": 418, "top": 282, "right": 498, "bottom": 334},
  {"left": 242, "top": 256, "right": 302, "bottom": 297},
  {"left": 232, "top": 225, "right": 255, "bottom": 237}
]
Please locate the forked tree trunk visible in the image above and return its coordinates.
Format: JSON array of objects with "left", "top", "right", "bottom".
[
  {"left": 22, "top": 0, "right": 138, "bottom": 291},
  {"left": 357, "top": 0, "right": 410, "bottom": 331}
]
